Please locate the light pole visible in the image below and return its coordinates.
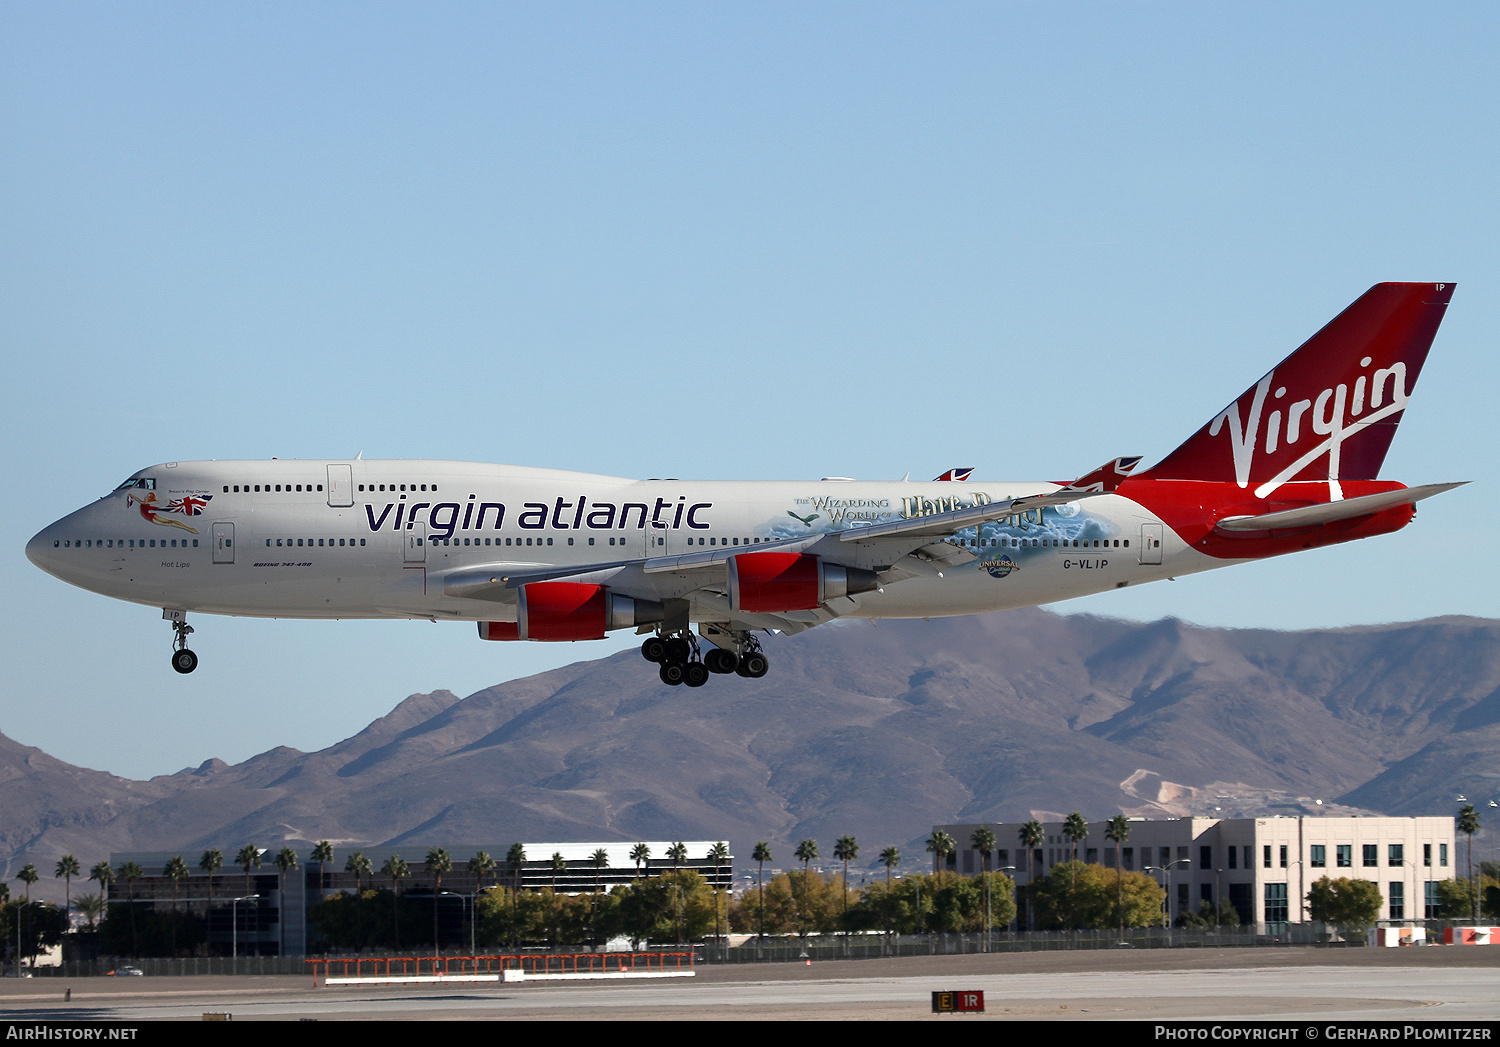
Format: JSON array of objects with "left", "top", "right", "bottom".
[
  {"left": 230, "top": 894, "right": 259, "bottom": 960},
  {"left": 1000, "top": 866, "right": 1017, "bottom": 934},
  {"left": 1147, "top": 859, "right": 1190, "bottom": 934}
]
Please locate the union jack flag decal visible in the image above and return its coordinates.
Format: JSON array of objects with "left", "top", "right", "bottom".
[{"left": 164, "top": 495, "right": 212, "bottom": 516}]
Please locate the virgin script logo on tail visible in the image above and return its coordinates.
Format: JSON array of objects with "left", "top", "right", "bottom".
[{"left": 1209, "top": 357, "right": 1410, "bottom": 500}]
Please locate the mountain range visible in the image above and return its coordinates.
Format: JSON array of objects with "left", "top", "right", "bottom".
[{"left": 4, "top": 608, "right": 1498, "bottom": 897}]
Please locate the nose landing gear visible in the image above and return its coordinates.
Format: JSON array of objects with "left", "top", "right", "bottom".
[{"left": 165, "top": 610, "right": 198, "bottom": 674}]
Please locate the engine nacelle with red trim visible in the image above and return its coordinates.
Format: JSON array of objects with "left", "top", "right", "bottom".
[
  {"left": 727, "top": 551, "right": 879, "bottom": 613},
  {"left": 478, "top": 582, "right": 664, "bottom": 641}
]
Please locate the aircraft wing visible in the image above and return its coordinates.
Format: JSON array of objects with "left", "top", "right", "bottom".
[
  {"left": 441, "top": 484, "right": 1105, "bottom": 606},
  {"left": 831, "top": 487, "right": 1102, "bottom": 544}
]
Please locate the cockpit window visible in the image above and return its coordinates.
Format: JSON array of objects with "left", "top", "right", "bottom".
[{"left": 114, "top": 477, "right": 155, "bottom": 491}]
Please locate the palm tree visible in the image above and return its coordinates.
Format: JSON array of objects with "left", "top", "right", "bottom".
[
  {"left": 630, "top": 843, "right": 650, "bottom": 878},
  {"left": 74, "top": 893, "right": 105, "bottom": 931},
  {"left": 590, "top": 848, "right": 609, "bottom": 890},
  {"left": 54, "top": 855, "right": 80, "bottom": 919},
  {"left": 880, "top": 846, "right": 900, "bottom": 885},
  {"left": 926, "top": 830, "right": 955, "bottom": 883},
  {"left": 833, "top": 836, "right": 859, "bottom": 925},
  {"left": 17, "top": 863, "right": 38, "bottom": 904},
  {"left": 235, "top": 845, "right": 262, "bottom": 895},
  {"left": 468, "top": 851, "right": 497, "bottom": 889},
  {"left": 1017, "top": 820, "right": 1043, "bottom": 931},
  {"left": 16, "top": 864, "right": 38, "bottom": 967},
  {"left": 311, "top": 841, "right": 335, "bottom": 897},
  {"left": 426, "top": 847, "right": 453, "bottom": 950},
  {"left": 273, "top": 848, "right": 299, "bottom": 955},
  {"left": 970, "top": 827, "right": 996, "bottom": 877},
  {"left": 467, "top": 851, "right": 496, "bottom": 953},
  {"left": 664, "top": 841, "right": 690, "bottom": 939},
  {"left": 382, "top": 856, "right": 410, "bottom": 948},
  {"left": 1458, "top": 803, "right": 1481, "bottom": 921},
  {"left": 199, "top": 849, "right": 224, "bottom": 909},
  {"left": 164, "top": 856, "right": 190, "bottom": 955},
  {"left": 707, "top": 842, "right": 730, "bottom": 944},
  {"left": 752, "top": 842, "right": 772, "bottom": 939},
  {"left": 345, "top": 851, "right": 372, "bottom": 893},
  {"left": 89, "top": 860, "right": 114, "bottom": 907},
  {"left": 1105, "top": 814, "right": 1131, "bottom": 938},
  {"left": 549, "top": 852, "right": 567, "bottom": 946},
  {"left": 1064, "top": 812, "right": 1090, "bottom": 889},
  {"left": 794, "top": 839, "right": 819, "bottom": 940},
  {"left": 970, "top": 827, "right": 997, "bottom": 938},
  {"left": 589, "top": 848, "right": 610, "bottom": 947},
  {"left": 117, "top": 861, "right": 143, "bottom": 957},
  {"left": 506, "top": 844, "right": 526, "bottom": 946}
]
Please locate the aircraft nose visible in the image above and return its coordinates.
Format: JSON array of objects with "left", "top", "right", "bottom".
[{"left": 27, "top": 521, "right": 65, "bottom": 577}]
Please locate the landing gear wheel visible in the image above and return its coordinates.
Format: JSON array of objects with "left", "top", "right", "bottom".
[
  {"left": 736, "top": 651, "right": 769, "bottom": 678},
  {"left": 705, "top": 648, "right": 739, "bottom": 674},
  {"left": 684, "top": 661, "right": 709, "bottom": 687},
  {"left": 641, "top": 636, "right": 666, "bottom": 663},
  {"left": 659, "top": 662, "right": 686, "bottom": 686},
  {"left": 663, "top": 637, "right": 691, "bottom": 664},
  {"left": 171, "top": 648, "right": 199, "bottom": 675}
]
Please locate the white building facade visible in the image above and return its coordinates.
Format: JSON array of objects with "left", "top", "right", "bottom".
[{"left": 934, "top": 816, "right": 1457, "bottom": 927}]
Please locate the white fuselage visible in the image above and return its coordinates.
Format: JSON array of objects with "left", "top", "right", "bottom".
[{"left": 27, "top": 459, "right": 1221, "bottom": 629}]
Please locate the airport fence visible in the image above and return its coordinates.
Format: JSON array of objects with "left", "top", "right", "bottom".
[
  {"left": 700, "top": 924, "right": 1334, "bottom": 963},
  {"left": 37, "top": 920, "right": 1477, "bottom": 977}
]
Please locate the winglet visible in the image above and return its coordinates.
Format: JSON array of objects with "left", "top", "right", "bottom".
[{"left": 932, "top": 467, "right": 974, "bottom": 482}]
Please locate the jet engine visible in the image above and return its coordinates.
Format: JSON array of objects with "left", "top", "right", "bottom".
[
  {"left": 727, "top": 551, "right": 879, "bottom": 613},
  {"left": 478, "top": 582, "right": 664, "bottom": 641}
]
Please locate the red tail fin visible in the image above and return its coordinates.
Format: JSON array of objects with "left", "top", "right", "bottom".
[{"left": 1141, "top": 283, "right": 1454, "bottom": 498}]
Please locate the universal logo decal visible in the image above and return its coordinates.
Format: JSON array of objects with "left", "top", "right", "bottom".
[{"left": 982, "top": 555, "right": 1019, "bottom": 579}]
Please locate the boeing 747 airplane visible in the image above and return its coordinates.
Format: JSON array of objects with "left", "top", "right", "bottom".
[{"left": 27, "top": 283, "right": 1463, "bottom": 687}]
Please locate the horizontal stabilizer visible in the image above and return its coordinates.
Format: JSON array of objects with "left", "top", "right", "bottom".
[
  {"left": 1062, "top": 456, "right": 1142, "bottom": 493},
  {"left": 1214, "top": 482, "right": 1465, "bottom": 532}
]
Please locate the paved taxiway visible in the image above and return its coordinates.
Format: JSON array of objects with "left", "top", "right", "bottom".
[{"left": 2, "top": 948, "right": 1496, "bottom": 1021}]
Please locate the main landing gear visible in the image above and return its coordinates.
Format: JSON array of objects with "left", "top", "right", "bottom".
[
  {"left": 641, "top": 630, "right": 769, "bottom": 687},
  {"left": 166, "top": 611, "right": 198, "bottom": 674}
]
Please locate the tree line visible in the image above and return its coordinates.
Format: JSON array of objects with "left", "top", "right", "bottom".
[{"left": 10, "top": 811, "right": 1499, "bottom": 960}]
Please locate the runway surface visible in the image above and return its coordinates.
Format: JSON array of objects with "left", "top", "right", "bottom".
[{"left": 2, "top": 948, "right": 1497, "bottom": 1021}]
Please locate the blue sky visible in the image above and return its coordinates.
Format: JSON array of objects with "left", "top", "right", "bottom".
[{"left": 4, "top": 2, "right": 1498, "bottom": 780}]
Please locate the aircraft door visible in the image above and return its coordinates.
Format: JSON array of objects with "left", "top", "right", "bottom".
[
  {"left": 1139, "top": 523, "right": 1163, "bottom": 565},
  {"left": 404, "top": 517, "right": 427, "bottom": 563},
  {"left": 212, "top": 522, "right": 235, "bottom": 564},
  {"left": 327, "top": 464, "right": 354, "bottom": 507}
]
